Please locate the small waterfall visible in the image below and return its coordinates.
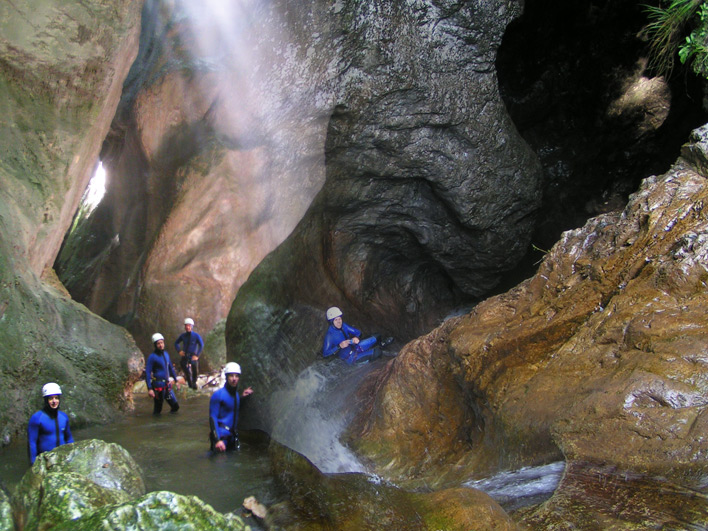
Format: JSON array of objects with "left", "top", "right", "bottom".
[
  {"left": 268, "top": 361, "right": 379, "bottom": 474},
  {"left": 465, "top": 461, "right": 565, "bottom": 511}
]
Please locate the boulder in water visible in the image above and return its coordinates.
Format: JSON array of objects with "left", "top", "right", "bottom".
[
  {"left": 13, "top": 439, "right": 146, "bottom": 529},
  {"left": 51, "top": 490, "right": 250, "bottom": 531},
  {"left": 268, "top": 438, "right": 515, "bottom": 530}
]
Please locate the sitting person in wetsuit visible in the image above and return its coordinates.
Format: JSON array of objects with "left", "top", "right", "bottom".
[
  {"left": 28, "top": 382, "right": 74, "bottom": 464},
  {"left": 322, "top": 306, "right": 391, "bottom": 364}
]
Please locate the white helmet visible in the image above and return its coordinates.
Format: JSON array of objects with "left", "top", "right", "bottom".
[
  {"left": 42, "top": 382, "right": 62, "bottom": 397},
  {"left": 224, "top": 362, "right": 241, "bottom": 375},
  {"left": 184, "top": 318, "right": 194, "bottom": 325},
  {"left": 151, "top": 333, "right": 165, "bottom": 343},
  {"left": 326, "top": 306, "right": 342, "bottom": 321}
]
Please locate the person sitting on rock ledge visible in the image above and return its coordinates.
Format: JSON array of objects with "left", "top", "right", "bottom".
[
  {"left": 28, "top": 382, "right": 74, "bottom": 464},
  {"left": 209, "top": 362, "right": 253, "bottom": 452},
  {"left": 146, "top": 333, "right": 180, "bottom": 415},
  {"left": 322, "top": 306, "right": 393, "bottom": 364}
]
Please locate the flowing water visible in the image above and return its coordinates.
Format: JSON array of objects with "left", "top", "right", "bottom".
[
  {"left": 0, "top": 393, "right": 284, "bottom": 516},
  {"left": 0, "top": 373, "right": 566, "bottom": 525},
  {"left": 465, "top": 461, "right": 565, "bottom": 512}
]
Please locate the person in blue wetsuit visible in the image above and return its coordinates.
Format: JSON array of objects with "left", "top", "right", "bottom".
[
  {"left": 28, "top": 382, "right": 74, "bottom": 464},
  {"left": 322, "top": 306, "right": 388, "bottom": 364},
  {"left": 145, "top": 332, "right": 180, "bottom": 414},
  {"left": 175, "top": 317, "right": 204, "bottom": 390},
  {"left": 209, "top": 362, "right": 253, "bottom": 452}
]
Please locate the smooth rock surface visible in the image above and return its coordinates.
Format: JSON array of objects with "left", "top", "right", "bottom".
[
  {"left": 267, "top": 438, "right": 517, "bottom": 530},
  {"left": 346, "top": 130, "right": 708, "bottom": 528},
  {"left": 225, "top": 0, "right": 541, "bottom": 421},
  {"left": 0, "top": 0, "right": 144, "bottom": 442}
]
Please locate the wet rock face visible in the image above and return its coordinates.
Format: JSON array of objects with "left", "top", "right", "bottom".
[
  {"left": 520, "top": 461, "right": 708, "bottom": 529},
  {"left": 0, "top": 0, "right": 143, "bottom": 443},
  {"left": 226, "top": 0, "right": 541, "bottom": 402},
  {"left": 56, "top": 0, "right": 541, "bottom": 357},
  {"left": 57, "top": 0, "right": 345, "bottom": 349},
  {"left": 13, "top": 439, "right": 145, "bottom": 530},
  {"left": 349, "top": 129, "right": 708, "bottom": 511},
  {"left": 267, "top": 438, "right": 517, "bottom": 530},
  {"left": 497, "top": 0, "right": 708, "bottom": 255}
]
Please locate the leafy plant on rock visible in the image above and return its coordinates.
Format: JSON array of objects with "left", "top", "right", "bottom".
[{"left": 643, "top": 0, "right": 708, "bottom": 79}]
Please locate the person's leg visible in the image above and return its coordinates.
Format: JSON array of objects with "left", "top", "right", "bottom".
[
  {"left": 190, "top": 358, "right": 199, "bottom": 389},
  {"left": 353, "top": 346, "right": 380, "bottom": 363},
  {"left": 358, "top": 336, "right": 378, "bottom": 351},
  {"left": 153, "top": 391, "right": 164, "bottom": 415},
  {"left": 166, "top": 389, "right": 180, "bottom": 412},
  {"left": 180, "top": 356, "right": 193, "bottom": 388},
  {"left": 225, "top": 434, "right": 240, "bottom": 451}
]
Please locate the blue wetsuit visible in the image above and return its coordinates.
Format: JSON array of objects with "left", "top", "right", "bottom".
[
  {"left": 28, "top": 408, "right": 73, "bottom": 464},
  {"left": 209, "top": 385, "right": 243, "bottom": 450},
  {"left": 175, "top": 331, "right": 204, "bottom": 357},
  {"left": 145, "top": 349, "right": 179, "bottom": 414},
  {"left": 175, "top": 331, "right": 204, "bottom": 389},
  {"left": 322, "top": 322, "right": 378, "bottom": 364}
]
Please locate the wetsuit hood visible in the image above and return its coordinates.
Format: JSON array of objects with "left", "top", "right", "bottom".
[{"left": 43, "top": 398, "right": 59, "bottom": 417}]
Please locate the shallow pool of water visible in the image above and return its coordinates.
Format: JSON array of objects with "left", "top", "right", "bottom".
[{"left": 0, "top": 393, "right": 283, "bottom": 516}]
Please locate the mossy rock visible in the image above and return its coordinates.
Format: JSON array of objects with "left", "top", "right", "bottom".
[
  {"left": 0, "top": 482, "right": 12, "bottom": 531},
  {"left": 52, "top": 490, "right": 251, "bottom": 531},
  {"left": 18, "top": 472, "right": 131, "bottom": 531},
  {"left": 13, "top": 439, "right": 145, "bottom": 530},
  {"left": 25, "top": 439, "right": 145, "bottom": 497}
]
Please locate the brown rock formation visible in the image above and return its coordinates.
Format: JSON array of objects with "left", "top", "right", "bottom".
[
  {"left": 0, "top": 0, "right": 144, "bottom": 442},
  {"left": 226, "top": 0, "right": 541, "bottom": 409},
  {"left": 57, "top": 0, "right": 340, "bottom": 351},
  {"left": 348, "top": 127, "right": 708, "bottom": 525},
  {"left": 267, "top": 438, "right": 518, "bottom": 530}
]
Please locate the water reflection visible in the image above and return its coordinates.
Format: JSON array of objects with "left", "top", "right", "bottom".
[{"left": 0, "top": 394, "right": 283, "bottom": 516}]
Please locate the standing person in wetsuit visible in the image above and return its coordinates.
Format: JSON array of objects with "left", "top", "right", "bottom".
[
  {"left": 28, "top": 382, "right": 74, "bottom": 464},
  {"left": 209, "top": 362, "right": 253, "bottom": 452},
  {"left": 145, "top": 333, "right": 180, "bottom": 414},
  {"left": 175, "top": 317, "right": 204, "bottom": 390},
  {"left": 322, "top": 306, "right": 392, "bottom": 364}
]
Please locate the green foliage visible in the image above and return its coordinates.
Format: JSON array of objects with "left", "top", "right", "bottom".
[
  {"left": 643, "top": 0, "right": 708, "bottom": 79},
  {"left": 679, "top": 3, "right": 708, "bottom": 77}
]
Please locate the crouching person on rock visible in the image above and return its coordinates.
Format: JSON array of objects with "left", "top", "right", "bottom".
[
  {"left": 28, "top": 382, "right": 74, "bottom": 464},
  {"left": 209, "top": 362, "right": 253, "bottom": 452},
  {"left": 146, "top": 333, "right": 180, "bottom": 415},
  {"left": 322, "top": 306, "right": 393, "bottom": 365}
]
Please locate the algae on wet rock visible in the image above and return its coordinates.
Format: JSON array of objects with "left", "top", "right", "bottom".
[
  {"left": 52, "top": 490, "right": 251, "bottom": 531},
  {"left": 13, "top": 439, "right": 146, "bottom": 530},
  {"left": 0, "top": 483, "right": 11, "bottom": 531},
  {"left": 18, "top": 472, "right": 131, "bottom": 531}
]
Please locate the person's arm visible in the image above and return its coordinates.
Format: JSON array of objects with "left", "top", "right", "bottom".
[
  {"left": 209, "top": 392, "right": 226, "bottom": 452},
  {"left": 28, "top": 413, "right": 40, "bottom": 464},
  {"left": 145, "top": 356, "right": 153, "bottom": 389},
  {"left": 63, "top": 413, "right": 74, "bottom": 444},
  {"left": 322, "top": 328, "right": 341, "bottom": 358},
  {"left": 146, "top": 355, "right": 157, "bottom": 397},
  {"left": 168, "top": 353, "right": 178, "bottom": 380},
  {"left": 175, "top": 335, "right": 185, "bottom": 356},
  {"left": 343, "top": 323, "right": 361, "bottom": 338}
]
